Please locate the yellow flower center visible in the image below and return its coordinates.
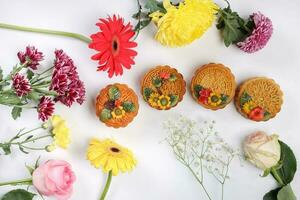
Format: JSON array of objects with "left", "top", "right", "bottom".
[
  {"left": 160, "top": 97, "right": 169, "bottom": 106},
  {"left": 114, "top": 108, "right": 123, "bottom": 116}
]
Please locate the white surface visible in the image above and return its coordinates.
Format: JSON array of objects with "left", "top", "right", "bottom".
[{"left": 0, "top": 0, "right": 299, "bottom": 199}]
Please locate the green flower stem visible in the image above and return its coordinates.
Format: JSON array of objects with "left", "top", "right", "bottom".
[
  {"left": 33, "top": 88, "right": 57, "bottom": 96},
  {"left": 11, "top": 134, "right": 52, "bottom": 145},
  {"left": 0, "top": 23, "right": 91, "bottom": 44},
  {"left": 0, "top": 178, "right": 32, "bottom": 186},
  {"left": 133, "top": 0, "right": 142, "bottom": 40},
  {"left": 271, "top": 168, "right": 285, "bottom": 186},
  {"left": 13, "top": 126, "right": 43, "bottom": 141},
  {"left": 99, "top": 171, "right": 113, "bottom": 200}
]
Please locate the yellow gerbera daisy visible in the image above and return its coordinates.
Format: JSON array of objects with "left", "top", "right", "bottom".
[
  {"left": 150, "top": 0, "right": 218, "bottom": 47},
  {"left": 157, "top": 95, "right": 171, "bottom": 109},
  {"left": 50, "top": 115, "right": 70, "bottom": 149},
  {"left": 111, "top": 106, "right": 126, "bottom": 119},
  {"left": 86, "top": 138, "right": 137, "bottom": 176},
  {"left": 242, "top": 100, "right": 255, "bottom": 114},
  {"left": 208, "top": 93, "right": 222, "bottom": 106},
  {"left": 148, "top": 92, "right": 160, "bottom": 107}
]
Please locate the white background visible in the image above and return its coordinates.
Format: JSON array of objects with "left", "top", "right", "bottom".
[{"left": 0, "top": 0, "right": 299, "bottom": 199}]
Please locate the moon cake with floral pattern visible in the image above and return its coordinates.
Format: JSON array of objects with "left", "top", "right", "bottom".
[
  {"left": 141, "top": 65, "right": 186, "bottom": 110},
  {"left": 96, "top": 83, "right": 139, "bottom": 128},
  {"left": 235, "top": 77, "right": 283, "bottom": 122},
  {"left": 191, "top": 63, "right": 236, "bottom": 110}
]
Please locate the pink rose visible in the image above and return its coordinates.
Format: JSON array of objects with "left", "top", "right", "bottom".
[{"left": 32, "top": 160, "right": 76, "bottom": 200}]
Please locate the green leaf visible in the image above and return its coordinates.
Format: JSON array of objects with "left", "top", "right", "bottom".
[
  {"left": 143, "top": 88, "right": 153, "bottom": 100},
  {"left": 99, "top": 108, "right": 112, "bottom": 122},
  {"left": 134, "top": 19, "right": 151, "bottom": 32},
  {"left": 122, "top": 101, "right": 136, "bottom": 113},
  {"left": 0, "top": 143, "right": 11, "bottom": 155},
  {"left": 26, "top": 70, "right": 34, "bottom": 80},
  {"left": 277, "top": 185, "right": 296, "bottom": 200},
  {"left": 272, "top": 141, "right": 297, "bottom": 185},
  {"left": 1, "top": 189, "right": 35, "bottom": 200},
  {"left": 27, "top": 92, "right": 40, "bottom": 101},
  {"left": 240, "top": 92, "right": 252, "bottom": 106},
  {"left": 19, "top": 146, "right": 29, "bottom": 154},
  {"left": 0, "top": 93, "right": 23, "bottom": 106},
  {"left": 11, "top": 107, "right": 22, "bottom": 120},
  {"left": 217, "top": 7, "right": 254, "bottom": 47},
  {"left": 152, "top": 77, "right": 162, "bottom": 88},
  {"left": 262, "top": 168, "right": 271, "bottom": 177},
  {"left": 263, "top": 188, "right": 281, "bottom": 200},
  {"left": 169, "top": 95, "right": 179, "bottom": 107},
  {"left": 132, "top": 12, "right": 149, "bottom": 19},
  {"left": 25, "top": 165, "right": 35, "bottom": 175},
  {"left": 108, "top": 86, "right": 121, "bottom": 100},
  {"left": 0, "top": 67, "right": 3, "bottom": 81},
  {"left": 194, "top": 85, "right": 203, "bottom": 98},
  {"left": 145, "top": 0, "right": 166, "bottom": 13}
]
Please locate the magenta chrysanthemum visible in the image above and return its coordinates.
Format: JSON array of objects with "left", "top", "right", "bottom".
[
  {"left": 50, "top": 50, "right": 85, "bottom": 107},
  {"left": 237, "top": 12, "right": 273, "bottom": 53},
  {"left": 38, "top": 96, "right": 55, "bottom": 121},
  {"left": 12, "top": 73, "right": 32, "bottom": 97},
  {"left": 17, "top": 46, "right": 44, "bottom": 70}
]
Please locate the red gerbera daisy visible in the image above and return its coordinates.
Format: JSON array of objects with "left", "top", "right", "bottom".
[{"left": 89, "top": 15, "right": 138, "bottom": 78}]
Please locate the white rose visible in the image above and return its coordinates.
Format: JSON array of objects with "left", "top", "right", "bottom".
[{"left": 244, "top": 131, "right": 281, "bottom": 170}]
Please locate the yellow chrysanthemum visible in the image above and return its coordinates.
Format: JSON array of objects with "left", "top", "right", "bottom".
[
  {"left": 86, "top": 138, "right": 137, "bottom": 176},
  {"left": 157, "top": 95, "right": 171, "bottom": 109},
  {"left": 50, "top": 115, "right": 70, "bottom": 149},
  {"left": 148, "top": 92, "right": 160, "bottom": 107},
  {"left": 111, "top": 106, "right": 126, "bottom": 119},
  {"left": 242, "top": 100, "right": 256, "bottom": 114},
  {"left": 150, "top": 0, "right": 218, "bottom": 47},
  {"left": 208, "top": 92, "right": 222, "bottom": 106}
]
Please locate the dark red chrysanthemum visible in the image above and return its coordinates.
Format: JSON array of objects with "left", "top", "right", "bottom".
[
  {"left": 50, "top": 50, "right": 86, "bottom": 107},
  {"left": 38, "top": 96, "right": 55, "bottom": 121},
  {"left": 12, "top": 73, "right": 32, "bottom": 97},
  {"left": 17, "top": 46, "right": 44, "bottom": 70},
  {"left": 89, "top": 15, "right": 138, "bottom": 78}
]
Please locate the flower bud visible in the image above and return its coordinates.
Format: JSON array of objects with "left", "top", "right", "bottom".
[{"left": 45, "top": 144, "right": 56, "bottom": 152}]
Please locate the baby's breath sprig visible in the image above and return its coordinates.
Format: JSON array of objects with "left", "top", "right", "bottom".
[{"left": 164, "top": 115, "right": 240, "bottom": 200}]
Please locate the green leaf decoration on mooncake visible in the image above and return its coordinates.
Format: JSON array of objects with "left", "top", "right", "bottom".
[
  {"left": 168, "top": 74, "right": 177, "bottom": 82},
  {"left": 152, "top": 77, "right": 162, "bottom": 88},
  {"left": 194, "top": 85, "right": 203, "bottom": 98},
  {"left": 122, "top": 101, "right": 136, "bottom": 113},
  {"left": 220, "top": 94, "right": 229, "bottom": 104},
  {"left": 240, "top": 92, "right": 252, "bottom": 106},
  {"left": 143, "top": 88, "right": 153, "bottom": 100},
  {"left": 108, "top": 86, "right": 120, "bottom": 100},
  {"left": 169, "top": 95, "right": 179, "bottom": 107},
  {"left": 100, "top": 108, "right": 112, "bottom": 122}
]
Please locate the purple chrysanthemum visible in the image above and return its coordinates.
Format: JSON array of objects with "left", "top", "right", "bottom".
[
  {"left": 50, "top": 50, "right": 86, "bottom": 107},
  {"left": 38, "top": 96, "right": 55, "bottom": 121},
  {"left": 237, "top": 12, "right": 273, "bottom": 53},
  {"left": 12, "top": 73, "right": 32, "bottom": 96},
  {"left": 17, "top": 46, "right": 44, "bottom": 70}
]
